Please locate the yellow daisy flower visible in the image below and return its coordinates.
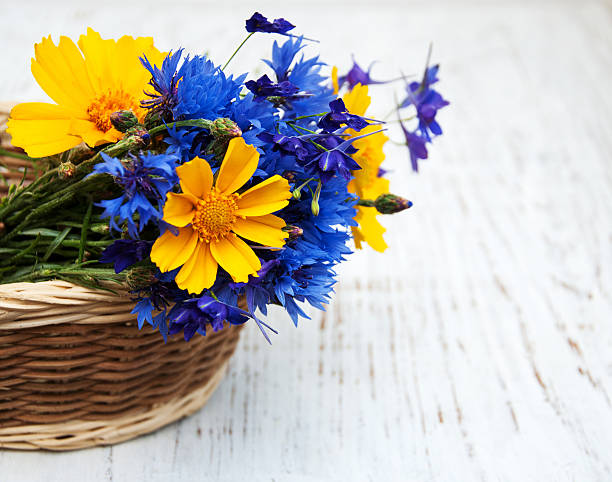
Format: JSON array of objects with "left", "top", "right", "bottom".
[
  {"left": 7, "top": 28, "right": 166, "bottom": 158},
  {"left": 151, "top": 137, "right": 292, "bottom": 295},
  {"left": 342, "top": 83, "right": 390, "bottom": 252}
]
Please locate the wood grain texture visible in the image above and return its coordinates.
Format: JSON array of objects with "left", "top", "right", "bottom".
[{"left": 1, "top": 0, "right": 611, "bottom": 480}]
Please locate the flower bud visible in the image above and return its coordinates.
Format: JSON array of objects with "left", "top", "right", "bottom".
[
  {"left": 110, "top": 110, "right": 139, "bottom": 132},
  {"left": 90, "top": 223, "right": 110, "bottom": 234},
  {"left": 283, "top": 225, "right": 303, "bottom": 241},
  {"left": 124, "top": 127, "right": 151, "bottom": 149},
  {"left": 126, "top": 266, "right": 157, "bottom": 291},
  {"left": 374, "top": 193, "right": 413, "bottom": 214},
  {"left": 311, "top": 198, "right": 320, "bottom": 216},
  {"left": 143, "top": 111, "right": 163, "bottom": 130},
  {"left": 210, "top": 118, "right": 242, "bottom": 138},
  {"left": 58, "top": 161, "right": 76, "bottom": 179}
]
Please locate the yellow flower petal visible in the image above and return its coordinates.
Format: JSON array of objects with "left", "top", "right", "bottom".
[
  {"left": 7, "top": 132, "right": 82, "bottom": 158},
  {"left": 57, "top": 35, "right": 96, "bottom": 99},
  {"left": 351, "top": 225, "right": 365, "bottom": 250},
  {"left": 150, "top": 227, "right": 198, "bottom": 272},
  {"left": 210, "top": 234, "right": 261, "bottom": 283},
  {"left": 235, "top": 175, "right": 291, "bottom": 217},
  {"left": 31, "top": 36, "right": 88, "bottom": 113},
  {"left": 227, "top": 234, "right": 261, "bottom": 272},
  {"left": 70, "top": 118, "right": 121, "bottom": 147},
  {"left": 352, "top": 206, "right": 387, "bottom": 252},
  {"left": 342, "top": 84, "right": 371, "bottom": 117},
  {"left": 77, "top": 28, "right": 113, "bottom": 92},
  {"left": 9, "top": 102, "right": 73, "bottom": 120},
  {"left": 176, "top": 156, "right": 213, "bottom": 198},
  {"left": 7, "top": 104, "right": 82, "bottom": 157},
  {"left": 233, "top": 214, "right": 288, "bottom": 247},
  {"left": 163, "top": 192, "right": 197, "bottom": 227},
  {"left": 175, "top": 242, "right": 218, "bottom": 294},
  {"left": 215, "top": 137, "right": 259, "bottom": 194},
  {"left": 331, "top": 66, "right": 339, "bottom": 95}
]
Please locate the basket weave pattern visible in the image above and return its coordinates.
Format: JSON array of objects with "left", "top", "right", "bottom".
[
  {"left": 0, "top": 106, "right": 243, "bottom": 450},
  {"left": 0, "top": 282, "right": 243, "bottom": 450}
]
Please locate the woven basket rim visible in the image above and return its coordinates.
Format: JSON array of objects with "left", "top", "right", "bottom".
[{"left": 0, "top": 279, "right": 135, "bottom": 330}]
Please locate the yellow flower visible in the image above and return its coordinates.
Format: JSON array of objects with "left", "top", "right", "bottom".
[
  {"left": 7, "top": 28, "right": 165, "bottom": 158},
  {"left": 342, "top": 83, "right": 390, "bottom": 252},
  {"left": 151, "top": 137, "right": 292, "bottom": 295},
  {"left": 331, "top": 66, "right": 339, "bottom": 95}
]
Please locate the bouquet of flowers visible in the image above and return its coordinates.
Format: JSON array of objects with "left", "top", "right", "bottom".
[{"left": 1, "top": 13, "right": 448, "bottom": 342}]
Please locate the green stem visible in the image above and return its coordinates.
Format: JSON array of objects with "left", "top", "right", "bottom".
[
  {"left": 5, "top": 238, "right": 112, "bottom": 249},
  {"left": 0, "top": 139, "right": 129, "bottom": 221},
  {"left": 222, "top": 32, "right": 254, "bottom": 71},
  {"left": 0, "top": 147, "right": 35, "bottom": 161},
  {"left": 78, "top": 200, "right": 93, "bottom": 263},
  {"left": 148, "top": 119, "right": 214, "bottom": 137},
  {"left": 4, "top": 174, "right": 106, "bottom": 227},
  {"left": 0, "top": 173, "right": 107, "bottom": 243},
  {"left": 294, "top": 177, "right": 315, "bottom": 193},
  {"left": 386, "top": 115, "right": 417, "bottom": 124},
  {"left": 357, "top": 199, "right": 376, "bottom": 207},
  {"left": 287, "top": 124, "right": 328, "bottom": 151},
  {"left": 282, "top": 112, "right": 326, "bottom": 122},
  {"left": 0, "top": 234, "right": 40, "bottom": 266}
]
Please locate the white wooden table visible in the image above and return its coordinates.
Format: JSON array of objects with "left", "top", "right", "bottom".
[{"left": 1, "top": 1, "right": 612, "bottom": 480}]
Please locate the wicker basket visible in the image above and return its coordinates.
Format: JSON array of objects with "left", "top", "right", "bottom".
[{"left": 0, "top": 105, "right": 244, "bottom": 450}]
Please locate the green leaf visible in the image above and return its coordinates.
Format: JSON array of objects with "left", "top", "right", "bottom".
[
  {"left": 20, "top": 228, "right": 65, "bottom": 237},
  {"left": 42, "top": 226, "right": 71, "bottom": 262},
  {"left": 78, "top": 200, "right": 93, "bottom": 263}
]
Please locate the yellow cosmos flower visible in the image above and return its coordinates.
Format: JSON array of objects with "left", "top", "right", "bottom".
[
  {"left": 7, "top": 28, "right": 165, "bottom": 158},
  {"left": 342, "top": 83, "right": 390, "bottom": 252},
  {"left": 151, "top": 137, "right": 292, "bottom": 295}
]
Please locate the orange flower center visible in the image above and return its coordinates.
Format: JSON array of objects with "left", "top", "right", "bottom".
[
  {"left": 87, "top": 90, "right": 145, "bottom": 132},
  {"left": 192, "top": 190, "right": 240, "bottom": 242}
]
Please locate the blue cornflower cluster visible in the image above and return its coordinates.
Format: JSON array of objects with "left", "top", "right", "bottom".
[
  {"left": 91, "top": 152, "right": 178, "bottom": 237},
  {"left": 91, "top": 13, "right": 447, "bottom": 342}
]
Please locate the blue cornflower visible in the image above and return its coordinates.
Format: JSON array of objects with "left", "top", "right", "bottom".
[
  {"left": 401, "top": 65, "right": 449, "bottom": 141},
  {"left": 318, "top": 98, "right": 369, "bottom": 132},
  {"left": 143, "top": 50, "right": 278, "bottom": 161},
  {"left": 263, "top": 37, "right": 334, "bottom": 118},
  {"left": 312, "top": 136, "right": 361, "bottom": 182},
  {"left": 245, "top": 74, "right": 299, "bottom": 101},
  {"left": 167, "top": 296, "right": 250, "bottom": 341},
  {"left": 141, "top": 50, "right": 188, "bottom": 121},
  {"left": 130, "top": 272, "right": 180, "bottom": 340},
  {"left": 233, "top": 169, "right": 356, "bottom": 327},
  {"left": 91, "top": 152, "right": 178, "bottom": 237},
  {"left": 259, "top": 130, "right": 363, "bottom": 182},
  {"left": 245, "top": 12, "right": 295, "bottom": 35},
  {"left": 99, "top": 239, "right": 151, "bottom": 273},
  {"left": 309, "top": 129, "right": 386, "bottom": 182},
  {"left": 175, "top": 58, "right": 246, "bottom": 122},
  {"left": 257, "top": 132, "right": 315, "bottom": 161},
  {"left": 399, "top": 120, "right": 428, "bottom": 172}
]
